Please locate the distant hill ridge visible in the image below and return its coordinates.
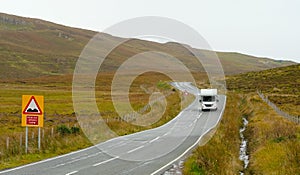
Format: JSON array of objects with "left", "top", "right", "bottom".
[{"left": 0, "top": 13, "right": 295, "bottom": 79}]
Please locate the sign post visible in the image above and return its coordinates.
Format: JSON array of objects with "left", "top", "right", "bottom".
[
  {"left": 25, "top": 126, "right": 28, "bottom": 154},
  {"left": 38, "top": 127, "right": 41, "bottom": 150},
  {"left": 22, "top": 95, "right": 44, "bottom": 153}
]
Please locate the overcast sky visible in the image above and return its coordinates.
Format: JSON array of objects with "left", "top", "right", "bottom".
[{"left": 1, "top": 0, "right": 299, "bottom": 62}]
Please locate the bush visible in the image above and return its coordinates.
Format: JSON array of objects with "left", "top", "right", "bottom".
[
  {"left": 71, "top": 126, "right": 80, "bottom": 134},
  {"left": 57, "top": 125, "right": 80, "bottom": 135},
  {"left": 57, "top": 125, "right": 71, "bottom": 135}
]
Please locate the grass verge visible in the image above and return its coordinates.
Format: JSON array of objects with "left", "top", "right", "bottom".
[
  {"left": 183, "top": 91, "right": 300, "bottom": 174},
  {"left": 0, "top": 72, "right": 185, "bottom": 170},
  {"left": 183, "top": 92, "right": 243, "bottom": 175},
  {"left": 245, "top": 93, "right": 300, "bottom": 174}
]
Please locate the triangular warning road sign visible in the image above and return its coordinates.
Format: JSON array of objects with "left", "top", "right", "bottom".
[{"left": 22, "top": 96, "right": 42, "bottom": 115}]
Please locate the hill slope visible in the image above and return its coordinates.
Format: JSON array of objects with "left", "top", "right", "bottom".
[
  {"left": 216, "top": 51, "right": 294, "bottom": 74},
  {"left": 227, "top": 64, "right": 300, "bottom": 116},
  {"left": 0, "top": 13, "right": 295, "bottom": 79}
]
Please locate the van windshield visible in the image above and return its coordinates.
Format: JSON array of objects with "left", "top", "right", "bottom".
[{"left": 203, "top": 96, "right": 216, "bottom": 102}]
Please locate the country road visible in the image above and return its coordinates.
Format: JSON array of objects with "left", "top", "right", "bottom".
[{"left": 0, "top": 82, "right": 226, "bottom": 175}]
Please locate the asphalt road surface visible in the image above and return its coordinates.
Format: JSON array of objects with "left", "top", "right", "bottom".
[{"left": 0, "top": 82, "right": 226, "bottom": 175}]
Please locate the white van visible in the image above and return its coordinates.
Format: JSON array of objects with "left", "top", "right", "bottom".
[{"left": 199, "top": 89, "right": 218, "bottom": 111}]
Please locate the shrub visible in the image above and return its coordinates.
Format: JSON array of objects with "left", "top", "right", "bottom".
[
  {"left": 71, "top": 126, "right": 80, "bottom": 134},
  {"left": 57, "top": 125, "right": 71, "bottom": 135}
]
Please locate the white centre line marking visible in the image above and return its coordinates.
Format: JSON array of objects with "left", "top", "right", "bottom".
[
  {"left": 163, "top": 132, "right": 169, "bottom": 137},
  {"left": 93, "top": 157, "right": 119, "bottom": 167},
  {"left": 53, "top": 163, "right": 65, "bottom": 168},
  {"left": 127, "top": 145, "right": 144, "bottom": 153},
  {"left": 149, "top": 136, "right": 160, "bottom": 143},
  {"left": 71, "top": 154, "right": 85, "bottom": 160},
  {"left": 65, "top": 170, "right": 78, "bottom": 175},
  {"left": 197, "top": 113, "right": 203, "bottom": 119}
]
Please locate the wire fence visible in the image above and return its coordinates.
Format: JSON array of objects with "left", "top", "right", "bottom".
[
  {"left": 0, "top": 124, "right": 78, "bottom": 158},
  {"left": 118, "top": 91, "right": 174, "bottom": 123},
  {"left": 1, "top": 89, "right": 175, "bottom": 158},
  {"left": 257, "top": 90, "right": 300, "bottom": 124}
]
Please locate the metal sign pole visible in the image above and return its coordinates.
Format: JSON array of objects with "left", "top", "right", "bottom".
[
  {"left": 22, "top": 95, "right": 44, "bottom": 153},
  {"left": 25, "top": 126, "right": 28, "bottom": 154},
  {"left": 38, "top": 127, "right": 41, "bottom": 151}
]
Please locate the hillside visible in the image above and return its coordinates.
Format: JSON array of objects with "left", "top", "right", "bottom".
[
  {"left": 0, "top": 13, "right": 296, "bottom": 80},
  {"left": 216, "top": 51, "right": 294, "bottom": 74},
  {"left": 227, "top": 64, "right": 300, "bottom": 116}
]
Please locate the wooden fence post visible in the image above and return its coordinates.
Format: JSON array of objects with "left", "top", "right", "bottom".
[
  {"left": 32, "top": 132, "right": 34, "bottom": 141},
  {"left": 20, "top": 134, "right": 22, "bottom": 147},
  {"left": 6, "top": 137, "right": 9, "bottom": 150}
]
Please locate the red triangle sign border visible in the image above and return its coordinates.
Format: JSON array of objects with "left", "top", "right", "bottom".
[{"left": 22, "top": 96, "right": 43, "bottom": 115}]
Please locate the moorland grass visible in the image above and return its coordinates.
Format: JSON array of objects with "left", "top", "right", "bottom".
[{"left": 0, "top": 72, "right": 188, "bottom": 170}]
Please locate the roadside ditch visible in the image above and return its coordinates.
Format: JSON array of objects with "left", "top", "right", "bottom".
[{"left": 239, "top": 115, "right": 249, "bottom": 175}]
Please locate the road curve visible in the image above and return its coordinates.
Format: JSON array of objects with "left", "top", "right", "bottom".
[{"left": 0, "top": 82, "right": 226, "bottom": 175}]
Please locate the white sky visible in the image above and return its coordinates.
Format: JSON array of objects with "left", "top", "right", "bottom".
[{"left": 0, "top": 0, "right": 299, "bottom": 63}]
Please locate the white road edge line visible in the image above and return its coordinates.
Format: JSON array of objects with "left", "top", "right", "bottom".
[
  {"left": 127, "top": 145, "right": 144, "bottom": 153},
  {"left": 0, "top": 83, "right": 213, "bottom": 175},
  {"left": 0, "top": 83, "right": 195, "bottom": 174},
  {"left": 150, "top": 96, "right": 227, "bottom": 175},
  {"left": 92, "top": 156, "right": 119, "bottom": 167},
  {"left": 65, "top": 170, "right": 78, "bottom": 175},
  {"left": 0, "top": 144, "right": 96, "bottom": 174}
]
